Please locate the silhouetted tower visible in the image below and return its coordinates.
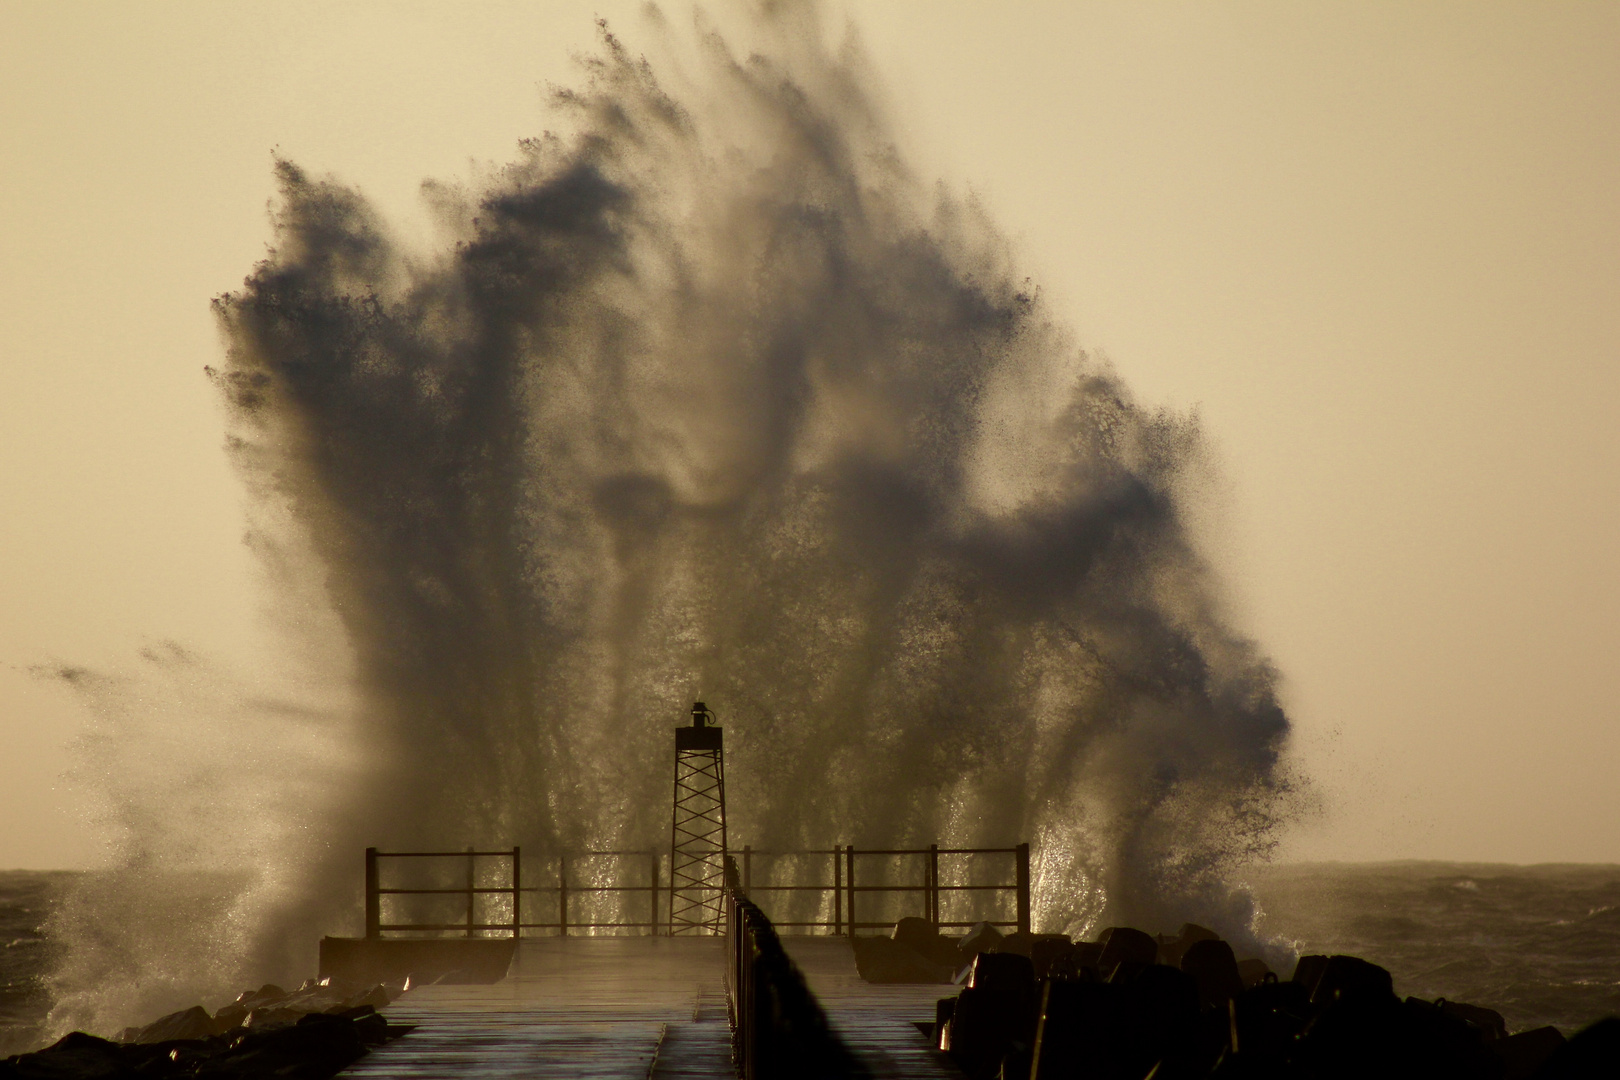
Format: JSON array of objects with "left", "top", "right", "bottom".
[{"left": 669, "top": 701, "right": 727, "bottom": 935}]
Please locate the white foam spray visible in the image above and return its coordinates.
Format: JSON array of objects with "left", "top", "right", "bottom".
[{"left": 46, "top": 4, "right": 1300, "bottom": 1037}]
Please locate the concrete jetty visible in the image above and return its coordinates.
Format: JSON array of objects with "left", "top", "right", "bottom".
[
  {"left": 338, "top": 937, "right": 960, "bottom": 1080},
  {"left": 783, "top": 938, "right": 966, "bottom": 1080}
]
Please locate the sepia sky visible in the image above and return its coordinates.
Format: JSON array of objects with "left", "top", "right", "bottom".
[{"left": 0, "top": 1, "right": 1615, "bottom": 869}]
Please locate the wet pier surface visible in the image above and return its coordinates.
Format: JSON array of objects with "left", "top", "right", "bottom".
[
  {"left": 783, "top": 938, "right": 966, "bottom": 1080},
  {"left": 340, "top": 937, "right": 961, "bottom": 1080}
]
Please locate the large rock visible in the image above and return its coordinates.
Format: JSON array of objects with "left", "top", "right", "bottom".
[
  {"left": 1113, "top": 962, "right": 1202, "bottom": 1076},
  {"left": 5, "top": 1032, "right": 129, "bottom": 1080},
  {"left": 1395, "top": 997, "right": 1502, "bottom": 1078},
  {"left": 1437, "top": 998, "right": 1507, "bottom": 1042},
  {"left": 1046, "top": 940, "right": 1103, "bottom": 980},
  {"left": 933, "top": 997, "right": 957, "bottom": 1051},
  {"left": 957, "top": 922, "right": 1005, "bottom": 963},
  {"left": 341, "top": 1008, "right": 393, "bottom": 1048},
  {"left": 318, "top": 937, "right": 514, "bottom": 986},
  {"left": 1490, "top": 1024, "right": 1565, "bottom": 1080},
  {"left": 943, "top": 984, "right": 1036, "bottom": 1080},
  {"left": 965, "top": 952, "right": 1035, "bottom": 998},
  {"left": 996, "top": 931, "right": 1035, "bottom": 958},
  {"left": 1230, "top": 978, "right": 1314, "bottom": 1064},
  {"left": 1288, "top": 987, "right": 1405, "bottom": 1078},
  {"left": 213, "top": 984, "right": 292, "bottom": 1031},
  {"left": 1290, "top": 954, "right": 1330, "bottom": 994},
  {"left": 849, "top": 935, "right": 953, "bottom": 984},
  {"left": 1095, "top": 926, "right": 1158, "bottom": 973},
  {"left": 942, "top": 953, "right": 1039, "bottom": 1079},
  {"left": 123, "top": 1005, "right": 221, "bottom": 1045},
  {"left": 892, "top": 917, "right": 937, "bottom": 951},
  {"left": 1235, "top": 957, "right": 1274, "bottom": 989},
  {"left": 1536, "top": 1016, "right": 1620, "bottom": 1078},
  {"left": 1030, "top": 979, "right": 1129, "bottom": 1080},
  {"left": 1308, "top": 954, "right": 1395, "bottom": 1007},
  {"left": 3, "top": 981, "right": 412, "bottom": 1080},
  {"left": 341, "top": 985, "right": 393, "bottom": 1013},
  {"left": 1030, "top": 937, "right": 1077, "bottom": 980},
  {"left": 242, "top": 1008, "right": 306, "bottom": 1031},
  {"left": 192, "top": 1013, "right": 367, "bottom": 1080},
  {"left": 1156, "top": 923, "right": 1220, "bottom": 968},
  {"left": 890, "top": 918, "right": 966, "bottom": 971},
  {"left": 1179, "top": 938, "right": 1243, "bottom": 1011}
]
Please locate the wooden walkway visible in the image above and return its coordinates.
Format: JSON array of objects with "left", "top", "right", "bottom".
[
  {"left": 342, "top": 937, "right": 961, "bottom": 1080},
  {"left": 341, "top": 938, "right": 731, "bottom": 1080}
]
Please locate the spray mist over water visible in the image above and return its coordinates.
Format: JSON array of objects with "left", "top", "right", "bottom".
[{"left": 47, "top": 5, "right": 1298, "bottom": 1037}]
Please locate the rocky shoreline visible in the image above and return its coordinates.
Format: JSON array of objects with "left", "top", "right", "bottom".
[
  {"left": 2, "top": 980, "right": 412, "bottom": 1080},
  {"left": 856, "top": 917, "right": 1620, "bottom": 1079}
]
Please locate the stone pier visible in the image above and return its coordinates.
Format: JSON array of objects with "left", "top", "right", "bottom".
[{"left": 338, "top": 937, "right": 961, "bottom": 1080}]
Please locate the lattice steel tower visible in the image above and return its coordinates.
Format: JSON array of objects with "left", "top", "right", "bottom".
[{"left": 668, "top": 701, "right": 728, "bottom": 934}]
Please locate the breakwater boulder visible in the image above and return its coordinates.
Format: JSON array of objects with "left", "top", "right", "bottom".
[
  {"left": 1, "top": 979, "right": 411, "bottom": 1080},
  {"left": 852, "top": 919, "right": 1075, "bottom": 984},
  {"left": 851, "top": 919, "right": 950, "bottom": 983},
  {"left": 866, "top": 921, "right": 1620, "bottom": 1080},
  {"left": 318, "top": 937, "right": 515, "bottom": 986}
]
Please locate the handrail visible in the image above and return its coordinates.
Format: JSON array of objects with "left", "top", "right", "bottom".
[
  {"left": 724, "top": 857, "right": 869, "bottom": 1080},
  {"left": 369, "top": 849, "right": 520, "bottom": 858},
  {"left": 735, "top": 843, "right": 1030, "bottom": 935},
  {"left": 364, "top": 847, "right": 665, "bottom": 939},
  {"left": 362, "top": 842, "right": 1032, "bottom": 939}
]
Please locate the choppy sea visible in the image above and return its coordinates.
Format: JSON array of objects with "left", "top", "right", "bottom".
[
  {"left": 0, "top": 871, "right": 71, "bottom": 1056},
  {"left": 1247, "top": 862, "right": 1620, "bottom": 1035},
  {"left": 3, "top": 863, "right": 1617, "bottom": 1054}
]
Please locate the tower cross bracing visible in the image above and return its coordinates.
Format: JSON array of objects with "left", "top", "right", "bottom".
[{"left": 668, "top": 702, "right": 727, "bottom": 935}]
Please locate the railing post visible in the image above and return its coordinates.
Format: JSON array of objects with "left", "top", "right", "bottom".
[
  {"left": 650, "top": 852, "right": 659, "bottom": 936},
  {"left": 559, "top": 854, "right": 569, "bottom": 936},
  {"left": 746, "top": 918, "right": 759, "bottom": 1080},
  {"left": 511, "top": 846, "right": 521, "bottom": 939},
  {"left": 833, "top": 848, "right": 842, "bottom": 935},
  {"left": 1016, "top": 842, "right": 1031, "bottom": 935},
  {"left": 465, "top": 848, "right": 476, "bottom": 938},
  {"left": 929, "top": 843, "right": 940, "bottom": 925},
  {"left": 845, "top": 845, "right": 855, "bottom": 935},
  {"left": 364, "top": 847, "right": 380, "bottom": 939},
  {"left": 743, "top": 845, "right": 752, "bottom": 894}
]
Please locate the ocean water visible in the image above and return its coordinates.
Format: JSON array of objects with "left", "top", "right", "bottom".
[
  {"left": 0, "top": 871, "right": 73, "bottom": 1056},
  {"left": 1247, "top": 862, "right": 1620, "bottom": 1035},
  {"left": 3, "top": 862, "right": 1617, "bottom": 1054}
]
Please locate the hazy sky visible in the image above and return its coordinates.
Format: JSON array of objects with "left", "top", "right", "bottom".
[{"left": 1, "top": 1, "right": 1615, "bottom": 869}]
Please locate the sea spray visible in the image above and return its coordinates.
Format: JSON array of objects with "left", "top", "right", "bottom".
[
  {"left": 47, "top": 5, "right": 1298, "bottom": 1038},
  {"left": 40, "top": 639, "right": 362, "bottom": 1037}
]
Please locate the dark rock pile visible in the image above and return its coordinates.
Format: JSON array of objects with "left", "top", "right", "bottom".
[
  {"left": 861, "top": 919, "right": 1620, "bottom": 1079},
  {"left": 1, "top": 979, "right": 411, "bottom": 1080}
]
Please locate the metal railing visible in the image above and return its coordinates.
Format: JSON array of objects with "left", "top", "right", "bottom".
[
  {"left": 724, "top": 858, "right": 868, "bottom": 1080},
  {"left": 363, "top": 847, "right": 665, "bottom": 938},
  {"left": 362, "top": 841, "right": 1031, "bottom": 938},
  {"left": 735, "top": 843, "right": 1031, "bottom": 935}
]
